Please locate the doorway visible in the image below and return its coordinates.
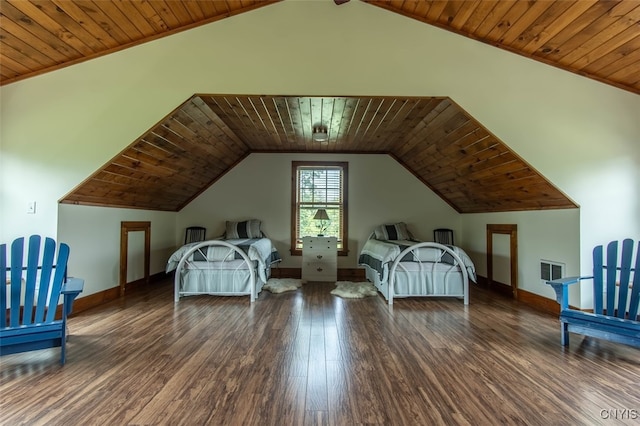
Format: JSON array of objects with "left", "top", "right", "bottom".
[
  {"left": 119, "top": 221, "right": 151, "bottom": 297},
  {"left": 486, "top": 224, "right": 518, "bottom": 298}
]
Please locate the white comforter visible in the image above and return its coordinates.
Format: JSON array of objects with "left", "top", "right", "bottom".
[
  {"left": 359, "top": 239, "right": 477, "bottom": 282},
  {"left": 166, "top": 238, "right": 277, "bottom": 283}
]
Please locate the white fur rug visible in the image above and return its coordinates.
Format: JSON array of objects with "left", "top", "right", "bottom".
[
  {"left": 330, "top": 281, "right": 378, "bottom": 299},
  {"left": 263, "top": 278, "right": 304, "bottom": 294}
]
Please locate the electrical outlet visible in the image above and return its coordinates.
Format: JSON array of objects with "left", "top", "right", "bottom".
[{"left": 27, "top": 201, "right": 36, "bottom": 214}]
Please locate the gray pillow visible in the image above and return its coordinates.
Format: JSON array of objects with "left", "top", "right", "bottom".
[
  {"left": 374, "top": 222, "right": 411, "bottom": 240},
  {"left": 225, "top": 219, "right": 263, "bottom": 239}
]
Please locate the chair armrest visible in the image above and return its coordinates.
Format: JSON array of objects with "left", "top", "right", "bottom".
[
  {"left": 62, "top": 277, "right": 84, "bottom": 295},
  {"left": 546, "top": 276, "right": 592, "bottom": 310},
  {"left": 546, "top": 276, "right": 592, "bottom": 287},
  {"left": 61, "top": 277, "right": 84, "bottom": 316}
]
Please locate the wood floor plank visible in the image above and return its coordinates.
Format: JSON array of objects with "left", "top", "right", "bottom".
[{"left": 1, "top": 278, "right": 639, "bottom": 425}]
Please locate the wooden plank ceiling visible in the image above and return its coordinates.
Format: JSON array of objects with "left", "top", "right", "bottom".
[
  {"left": 0, "top": 1, "right": 639, "bottom": 93},
  {"left": 3, "top": 1, "right": 597, "bottom": 213},
  {"left": 61, "top": 95, "right": 577, "bottom": 213},
  {"left": 0, "top": 0, "right": 280, "bottom": 84},
  {"left": 365, "top": 0, "right": 640, "bottom": 94}
]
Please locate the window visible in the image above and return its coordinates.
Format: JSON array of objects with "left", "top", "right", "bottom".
[{"left": 291, "top": 161, "right": 348, "bottom": 256}]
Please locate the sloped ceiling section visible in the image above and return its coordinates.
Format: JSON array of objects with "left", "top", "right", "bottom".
[
  {"left": 60, "top": 95, "right": 577, "bottom": 214},
  {"left": 365, "top": 0, "right": 640, "bottom": 94},
  {"left": 1, "top": 1, "right": 638, "bottom": 94},
  {"left": 0, "top": 0, "right": 280, "bottom": 85}
]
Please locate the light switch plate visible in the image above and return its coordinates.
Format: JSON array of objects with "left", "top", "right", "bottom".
[{"left": 27, "top": 201, "right": 36, "bottom": 214}]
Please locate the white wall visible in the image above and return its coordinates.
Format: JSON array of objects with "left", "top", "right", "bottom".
[
  {"left": 179, "top": 153, "right": 582, "bottom": 304},
  {"left": 462, "top": 209, "right": 581, "bottom": 306},
  {"left": 1, "top": 1, "right": 638, "bottom": 306},
  {"left": 57, "top": 204, "right": 176, "bottom": 297},
  {"left": 178, "top": 153, "right": 459, "bottom": 269}
]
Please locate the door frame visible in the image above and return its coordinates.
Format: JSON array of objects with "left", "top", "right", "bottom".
[
  {"left": 119, "top": 221, "right": 151, "bottom": 297},
  {"left": 486, "top": 224, "right": 518, "bottom": 298}
]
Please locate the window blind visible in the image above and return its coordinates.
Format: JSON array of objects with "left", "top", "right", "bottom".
[{"left": 295, "top": 165, "right": 344, "bottom": 249}]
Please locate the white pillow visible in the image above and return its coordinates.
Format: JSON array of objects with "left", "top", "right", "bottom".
[
  {"left": 225, "top": 219, "right": 263, "bottom": 239},
  {"left": 374, "top": 222, "right": 411, "bottom": 241}
]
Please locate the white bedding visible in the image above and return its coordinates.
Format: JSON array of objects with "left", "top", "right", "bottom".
[
  {"left": 391, "top": 261, "right": 466, "bottom": 298},
  {"left": 168, "top": 238, "right": 281, "bottom": 302},
  {"left": 358, "top": 239, "right": 476, "bottom": 305},
  {"left": 167, "top": 238, "right": 277, "bottom": 283},
  {"left": 359, "top": 239, "right": 477, "bottom": 282},
  {"left": 177, "top": 262, "right": 255, "bottom": 297}
]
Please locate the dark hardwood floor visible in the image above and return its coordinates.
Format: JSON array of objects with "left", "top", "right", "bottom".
[{"left": 1, "top": 278, "right": 638, "bottom": 425}]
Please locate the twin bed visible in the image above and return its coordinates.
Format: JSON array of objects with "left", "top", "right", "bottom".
[
  {"left": 358, "top": 223, "right": 476, "bottom": 305},
  {"left": 168, "top": 220, "right": 476, "bottom": 305},
  {"left": 167, "top": 220, "right": 281, "bottom": 302}
]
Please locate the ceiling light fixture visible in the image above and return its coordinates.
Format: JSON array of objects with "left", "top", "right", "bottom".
[{"left": 312, "top": 125, "right": 329, "bottom": 143}]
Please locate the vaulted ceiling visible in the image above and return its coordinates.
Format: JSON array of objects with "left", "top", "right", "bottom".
[
  {"left": 1, "top": 0, "right": 638, "bottom": 93},
  {"left": 367, "top": 0, "right": 640, "bottom": 95},
  {"left": 6, "top": 0, "right": 626, "bottom": 213},
  {"left": 60, "top": 94, "right": 576, "bottom": 213}
]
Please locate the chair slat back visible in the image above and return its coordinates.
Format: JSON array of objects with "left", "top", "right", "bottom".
[
  {"left": 185, "top": 226, "right": 206, "bottom": 244},
  {"left": 596, "top": 238, "right": 638, "bottom": 320},
  {"left": 629, "top": 242, "right": 640, "bottom": 319},
  {"left": 433, "top": 229, "right": 454, "bottom": 246},
  {"left": 605, "top": 240, "right": 619, "bottom": 316},
  {"left": 34, "top": 237, "right": 55, "bottom": 323},
  {"left": 593, "top": 244, "right": 604, "bottom": 315},
  {"left": 2, "top": 236, "right": 69, "bottom": 328},
  {"left": 9, "top": 237, "right": 25, "bottom": 327},
  {"left": 0, "top": 243, "right": 6, "bottom": 328},
  {"left": 46, "top": 243, "right": 68, "bottom": 323},
  {"left": 616, "top": 239, "right": 633, "bottom": 319},
  {"left": 23, "top": 236, "right": 40, "bottom": 324}
]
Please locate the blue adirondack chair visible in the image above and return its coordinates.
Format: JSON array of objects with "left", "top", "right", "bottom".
[
  {"left": 546, "top": 238, "right": 639, "bottom": 348},
  {"left": 1, "top": 235, "right": 84, "bottom": 364}
]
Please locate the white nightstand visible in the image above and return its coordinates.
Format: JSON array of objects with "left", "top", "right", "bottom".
[{"left": 302, "top": 236, "right": 337, "bottom": 282}]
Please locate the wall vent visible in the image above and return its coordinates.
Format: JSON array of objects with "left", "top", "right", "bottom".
[{"left": 541, "top": 260, "right": 565, "bottom": 281}]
